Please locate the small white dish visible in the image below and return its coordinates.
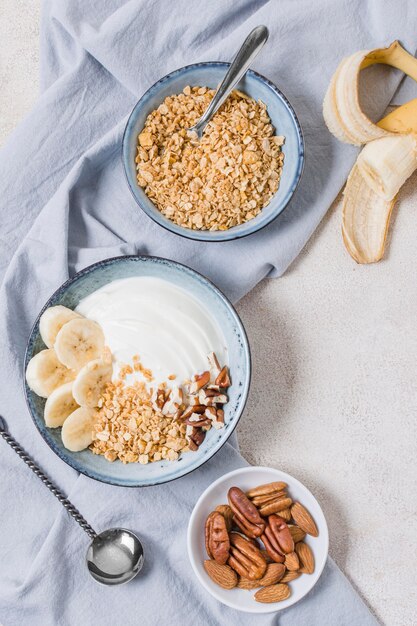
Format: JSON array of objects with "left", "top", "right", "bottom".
[{"left": 187, "top": 466, "right": 329, "bottom": 614}]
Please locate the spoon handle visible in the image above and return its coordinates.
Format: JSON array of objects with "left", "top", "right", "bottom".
[
  {"left": 0, "top": 416, "right": 97, "bottom": 540},
  {"left": 191, "top": 25, "right": 269, "bottom": 137}
]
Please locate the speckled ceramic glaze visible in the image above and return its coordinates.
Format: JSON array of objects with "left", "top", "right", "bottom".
[
  {"left": 122, "top": 62, "right": 304, "bottom": 241},
  {"left": 24, "top": 256, "right": 251, "bottom": 487}
]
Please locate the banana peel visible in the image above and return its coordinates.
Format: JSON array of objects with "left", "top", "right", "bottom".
[{"left": 324, "top": 41, "right": 417, "bottom": 263}]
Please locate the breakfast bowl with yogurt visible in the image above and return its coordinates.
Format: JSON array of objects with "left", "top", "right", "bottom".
[{"left": 24, "top": 256, "right": 250, "bottom": 487}]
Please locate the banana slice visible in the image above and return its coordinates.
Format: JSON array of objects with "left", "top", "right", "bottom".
[
  {"left": 26, "top": 349, "right": 75, "bottom": 398},
  {"left": 72, "top": 357, "right": 113, "bottom": 408},
  {"left": 357, "top": 134, "right": 417, "bottom": 201},
  {"left": 55, "top": 318, "right": 105, "bottom": 371},
  {"left": 342, "top": 164, "right": 395, "bottom": 263},
  {"left": 61, "top": 407, "right": 97, "bottom": 452},
  {"left": 44, "top": 382, "right": 79, "bottom": 427},
  {"left": 39, "top": 305, "right": 83, "bottom": 348}
]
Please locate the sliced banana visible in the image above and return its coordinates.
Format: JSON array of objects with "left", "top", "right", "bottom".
[
  {"left": 44, "top": 382, "right": 79, "bottom": 428},
  {"left": 72, "top": 357, "right": 113, "bottom": 408},
  {"left": 55, "top": 318, "right": 105, "bottom": 371},
  {"left": 61, "top": 407, "right": 97, "bottom": 452},
  {"left": 342, "top": 164, "right": 395, "bottom": 263},
  {"left": 26, "top": 349, "right": 75, "bottom": 398},
  {"left": 39, "top": 305, "right": 83, "bottom": 348}
]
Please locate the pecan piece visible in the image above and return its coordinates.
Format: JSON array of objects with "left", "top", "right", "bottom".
[
  {"left": 228, "top": 487, "right": 265, "bottom": 538},
  {"left": 228, "top": 532, "right": 267, "bottom": 580},
  {"left": 205, "top": 511, "right": 230, "bottom": 565},
  {"left": 215, "top": 365, "right": 231, "bottom": 388},
  {"left": 189, "top": 371, "right": 210, "bottom": 394}
]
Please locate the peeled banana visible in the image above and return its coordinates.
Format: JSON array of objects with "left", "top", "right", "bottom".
[
  {"left": 323, "top": 41, "right": 417, "bottom": 263},
  {"left": 72, "top": 356, "right": 113, "bottom": 408},
  {"left": 39, "top": 305, "right": 82, "bottom": 348},
  {"left": 357, "top": 134, "right": 417, "bottom": 201},
  {"left": 26, "top": 349, "right": 75, "bottom": 398},
  {"left": 342, "top": 165, "right": 395, "bottom": 263},
  {"left": 61, "top": 407, "right": 97, "bottom": 452},
  {"left": 54, "top": 318, "right": 105, "bottom": 371},
  {"left": 44, "top": 382, "right": 79, "bottom": 427}
]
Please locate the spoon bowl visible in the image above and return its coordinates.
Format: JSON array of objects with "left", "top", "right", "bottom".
[{"left": 86, "top": 528, "right": 144, "bottom": 585}]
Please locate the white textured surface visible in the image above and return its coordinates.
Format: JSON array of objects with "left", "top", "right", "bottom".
[{"left": 1, "top": 4, "right": 416, "bottom": 625}]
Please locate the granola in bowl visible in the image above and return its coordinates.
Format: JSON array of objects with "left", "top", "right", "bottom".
[{"left": 135, "top": 87, "right": 285, "bottom": 231}]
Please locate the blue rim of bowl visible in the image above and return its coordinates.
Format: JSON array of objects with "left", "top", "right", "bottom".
[
  {"left": 122, "top": 62, "right": 305, "bottom": 242},
  {"left": 23, "top": 255, "right": 251, "bottom": 487}
]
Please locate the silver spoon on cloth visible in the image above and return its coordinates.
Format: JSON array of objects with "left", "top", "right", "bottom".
[
  {"left": 188, "top": 24, "right": 269, "bottom": 139},
  {"left": 0, "top": 415, "right": 144, "bottom": 585}
]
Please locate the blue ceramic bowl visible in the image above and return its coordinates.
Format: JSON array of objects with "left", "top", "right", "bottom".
[
  {"left": 24, "top": 256, "right": 251, "bottom": 487},
  {"left": 123, "top": 62, "right": 304, "bottom": 242}
]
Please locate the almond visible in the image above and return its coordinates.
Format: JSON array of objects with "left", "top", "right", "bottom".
[
  {"left": 296, "top": 542, "right": 315, "bottom": 574},
  {"left": 204, "top": 560, "right": 237, "bottom": 589},
  {"left": 259, "top": 497, "right": 293, "bottom": 517},
  {"left": 278, "top": 508, "right": 292, "bottom": 522},
  {"left": 284, "top": 551, "right": 300, "bottom": 571},
  {"left": 280, "top": 570, "right": 301, "bottom": 583},
  {"left": 238, "top": 563, "right": 286, "bottom": 589},
  {"left": 291, "top": 502, "right": 319, "bottom": 537},
  {"left": 288, "top": 525, "right": 306, "bottom": 543},
  {"left": 254, "top": 583, "right": 291, "bottom": 603},
  {"left": 251, "top": 490, "right": 287, "bottom": 507},
  {"left": 247, "top": 482, "right": 287, "bottom": 498}
]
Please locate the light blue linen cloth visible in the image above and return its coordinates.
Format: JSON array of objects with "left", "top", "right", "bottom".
[{"left": 0, "top": 1, "right": 415, "bottom": 624}]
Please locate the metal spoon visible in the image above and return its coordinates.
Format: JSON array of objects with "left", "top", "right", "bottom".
[
  {"left": 0, "top": 415, "right": 144, "bottom": 585},
  {"left": 188, "top": 25, "right": 269, "bottom": 139}
]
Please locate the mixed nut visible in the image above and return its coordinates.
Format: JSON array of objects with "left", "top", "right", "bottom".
[{"left": 203, "top": 481, "right": 318, "bottom": 603}]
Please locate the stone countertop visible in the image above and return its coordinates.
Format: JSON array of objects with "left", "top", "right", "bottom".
[{"left": 1, "top": 2, "right": 416, "bottom": 624}]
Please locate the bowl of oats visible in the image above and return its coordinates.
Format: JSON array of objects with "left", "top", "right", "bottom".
[
  {"left": 24, "top": 255, "right": 251, "bottom": 487},
  {"left": 122, "top": 63, "right": 304, "bottom": 241}
]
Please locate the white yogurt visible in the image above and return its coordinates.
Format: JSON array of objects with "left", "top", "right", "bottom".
[{"left": 76, "top": 277, "right": 227, "bottom": 384}]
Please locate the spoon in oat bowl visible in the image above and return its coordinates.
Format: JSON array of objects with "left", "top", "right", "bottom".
[
  {"left": 187, "top": 25, "right": 269, "bottom": 140},
  {"left": 0, "top": 415, "right": 144, "bottom": 585}
]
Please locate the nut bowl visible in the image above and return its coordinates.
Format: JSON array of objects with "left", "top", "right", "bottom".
[
  {"left": 24, "top": 256, "right": 251, "bottom": 487},
  {"left": 122, "top": 62, "right": 304, "bottom": 242},
  {"left": 187, "top": 466, "right": 329, "bottom": 614}
]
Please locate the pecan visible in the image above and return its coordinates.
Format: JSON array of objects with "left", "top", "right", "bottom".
[
  {"left": 212, "top": 408, "right": 224, "bottom": 430},
  {"left": 189, "top": 371, "right": 210, "bottom": 394},
  {"left": 228, "top": 532, "right": 267, "bottom": 580},
  {"left": 184, "top": 416, "right": 212, "bottom": 428},
  {"left": 215, "top": 365, "right": 231, "bottom": 388},
  {"left": 207, "top": 351, "right": 221, "bottom": 376},
  {"left": 187, "top": 426, "right": 206, "bottom": 449},
  {"left": 210, "top": 394, "right": 228, "bottom": 404},
  {"left": 204, "top": 406, "right": 217, "bottom": 420},
  {"left": 180, "top": 404, "right": 206, "bottom": 419},
  {"left": 215, "top": 504, "right": 234, "bottom": 531},
  {"left": 228, "top": 487, "right": 265, "bottom": 538},
  {"left": 262, "top": 514, "right": 294, "bottom": 563},
  {"left": 261, "top": 532, "right": 285, "bottom": 563},
  {"left": 205, "top": 511, "right": 230, "bottom": 565}
]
